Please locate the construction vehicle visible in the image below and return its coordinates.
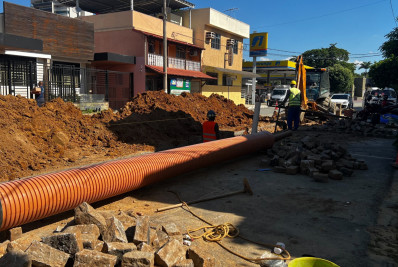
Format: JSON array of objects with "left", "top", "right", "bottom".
[{"left": 295, "top": 55, "right": 336, "bottom": 117}]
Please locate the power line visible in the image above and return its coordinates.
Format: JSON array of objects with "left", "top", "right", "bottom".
[{"left": 389, "top": 0, "right": 398, "bottom": 26}]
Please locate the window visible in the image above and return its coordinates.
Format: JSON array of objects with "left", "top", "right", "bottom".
[
  {"left": 206, "top": 72, "right": 218, "bottom": 85},
  {"left": 222, "top": 74, "right": 233, "bottom": 86},
  {"left": 211, "top": 33, "right": 221, "bottom": 49},
  {"left": 233, "top": 40, "right": 239, "bottom": 54},
  {"left": 176, "top": 46, "right": 186, "bottom": 59},
  {"left": 148, "top": 40, "right": 155, "bottom": 54}
]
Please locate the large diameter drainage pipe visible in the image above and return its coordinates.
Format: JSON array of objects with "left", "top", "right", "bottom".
[{"left": 0, "top": 131, "right": 290, "bottom": 231}]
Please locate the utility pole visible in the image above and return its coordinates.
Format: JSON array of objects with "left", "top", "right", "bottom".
[{"left": 163, "top": 0, "right": 168, "bottom": 93}]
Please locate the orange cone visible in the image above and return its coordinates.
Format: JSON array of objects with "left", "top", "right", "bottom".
[{"left": 275, "top": 100, "right": 279, "bottom": 111}]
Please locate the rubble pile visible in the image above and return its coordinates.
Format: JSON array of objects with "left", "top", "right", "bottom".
[
  {"left": 261, "top": 136, "right": 368, "bottom": 182},
  {"left": 0, "top": 95, "right": 151, "bottom": 182},
  {"left": 0, "top": 202, "right": 227, "bottom": 267},
  {"left": 305, "top": 119, "right": 397, "bottom": 137}
]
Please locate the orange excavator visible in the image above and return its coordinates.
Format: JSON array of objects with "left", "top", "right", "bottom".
[{"left": 295, "top": 55, "right": 336, "bottom": 117}]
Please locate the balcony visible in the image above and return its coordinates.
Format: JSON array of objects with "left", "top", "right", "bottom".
[{"left": 148, "top": 53, "right": 201, "bottom": 71}]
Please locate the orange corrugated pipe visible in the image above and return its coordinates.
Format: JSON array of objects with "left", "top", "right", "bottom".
[{"left": 0, "top": 131, "right": 289, "bottom": 231}]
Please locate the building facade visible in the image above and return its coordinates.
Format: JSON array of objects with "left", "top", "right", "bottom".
[{"left": 180, "top": 8, "right": 257, "bottom": 105}]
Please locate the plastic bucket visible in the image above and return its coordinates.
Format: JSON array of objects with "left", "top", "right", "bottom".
[{"left": 288, "top": 257, "right": 340, "bottom": 267}]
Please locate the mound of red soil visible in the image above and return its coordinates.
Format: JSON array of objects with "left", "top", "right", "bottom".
[{"left": 0, "top": 95, "right": 151, "bottom": 181}]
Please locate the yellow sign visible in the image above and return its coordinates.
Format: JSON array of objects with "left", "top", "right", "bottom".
[{"left": 250, "top": 32, "right": 268, "bottom": 57}]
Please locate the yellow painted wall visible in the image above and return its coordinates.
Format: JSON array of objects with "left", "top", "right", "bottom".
[
  {"left": 202, "top": 66, "right": 245, "bottom": 105},
  {"left": 133, "top": 12, "right": 193, "bottom": 43},
  {"left": 202, "top": 26, "right": 244, "bottom": 71},
  {"left": 202, "top": 85, "right": 244, "bottom": 105},
  {"left": 82, "top": 11, "right": 193, "bottom": 44}
]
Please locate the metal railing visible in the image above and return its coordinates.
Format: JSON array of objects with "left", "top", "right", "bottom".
[{"left": 147, "top": 53, "right": 200, "bottom": 71}]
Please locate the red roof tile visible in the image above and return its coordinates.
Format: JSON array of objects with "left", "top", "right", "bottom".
[{"left": 146, "top": 65, "right": 216, "bottom": 80}]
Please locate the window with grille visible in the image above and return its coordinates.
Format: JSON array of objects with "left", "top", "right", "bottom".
[
  {"left": 233, "top": 40, "right": 239, "bottom": 54},
  {"left": 176, "top": 46, "right": 186, "bottom": 59},
  {"left": 211, "top": 33, "right": 221, "bottom": 50}
]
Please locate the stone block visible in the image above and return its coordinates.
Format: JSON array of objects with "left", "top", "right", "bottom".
[
  {"left": 339, "top": 167, "right": 353, "bottom": 177},
  {"left": 321, "top": 160, "right": 335, "bottom": 172},
  {"left": 74, "top": 249, "right": 117, "bottom": 267},
  {"left": 188, "top": 243, "right": 216, "bottom": 267},
  {"left": 175, "top": 259, "right": 194, "bottom": 267},
  {"left": 328, "top": 170, "right": 343, "bottom": 180},
  {"left": 26, "top": 240, "right": 70, "bottom": 267},
  {"left": 133, "top": 216, "right": 150, "bottom": 245},
  {"left": 300, "top": 160, "right": 314, "bottom": 173},
  {"left": 0, "top": 240, "right": 10, "bottom": 256},
  {"left": 7, "top": 240, "right": 34, "bottom": 253},
  {"left": 313, "top": 172, "right": 329, "bottom": 183},
  {"left": 137, "top": 242, "right": 154, "bottom": 253},
  {"left": 122, "top": 251, "right": 154, "bottom": 267},
  {"left": 307, "top": 155, "right": 322, "bottom": 165},
  {"left": 270, "top": 155, "right": 279, "bottom": 166},
  {"left": 155, "top": 239, "right": 186, "bottom": 267},
  {"left": 307, "top": 167, "right": 319, "bottom": 177},
  {"left": 74, "top": 202, "right": 107, "bottom": 234},
  {"left": 286, "top": 166, "right": 299, "bottom": 175},
  {"left": 104, "top": 242, "right": 137, "bottom": 264},
  {"left": 102, "top": 216, "right": 128, "bottom": 243},
  {"left": 0, "top": 249, "right": 31, "bottom": 267},
  {"left": 94, "top": 241, "right": 104, "bottom": 252},
  {"left": 273, "top": 166, "right": 286, "bottom": 173},
  {"left": 162, "top": 223, "right": 181, "bottom": 237},
  {"left": 115, "top": 211, "right": 137, "bottom": 230},
  {"left": 6, "top": 227, "right": 22, "bottom": 241},
  {"left": 63, "top": 224, "right": 100, "bottom": 239},
  {"left": 156, "top": 230, "right": 169, "bottom": 249},
  {"left": 42, "top": 232, "right": 83, "bottom": 254}
]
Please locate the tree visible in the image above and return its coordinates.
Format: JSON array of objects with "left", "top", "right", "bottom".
[
  {"left": 359, "top": 61, "right": 372, "bottom": 77},
  {"left": 369, "top": 56, "right": 398, "bottom": 89},
  {"left": 380, "top": 27, "right": 398, "bottom": 58},
  {"left": 302, "top": 44, "right": 350, "bottom": 69},
  {"left": 329, "top": 64, "right": 354, "bottom": 93}
]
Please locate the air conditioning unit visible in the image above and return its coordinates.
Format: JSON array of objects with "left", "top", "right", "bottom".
[
  {"left": 189, "top": 49, "right": 198, "bottom": 56},
  {"left": 226, "top": 39, "right": 235, "bottom": 46},
  {"left": 206, "top": 32, "right": 216, "bottom": 40}
]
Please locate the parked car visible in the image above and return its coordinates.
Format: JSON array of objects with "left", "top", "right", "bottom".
[
  {"left": 330, "top": 93, "right": 353, "bottom": 109},
  {"left": 363, "top": 87, "right": 397, "bottom": 107},
  {"left": 381, "top": 87, "right": 397, "bottom": 105},
  {"left": 267, "top": 85, "right": 290, "bottom": 106}
]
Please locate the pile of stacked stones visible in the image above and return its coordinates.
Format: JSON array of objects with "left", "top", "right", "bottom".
[
  {"left": 0, "top": 202, "right": 223, "bottom": 267},
  {"left": 261, "top": 136, "right": 368, "bottom": 182},
  {"left": 305, "top": 119, "right": 397, "bottom": 138}
]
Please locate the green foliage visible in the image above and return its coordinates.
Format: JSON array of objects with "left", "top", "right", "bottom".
[
  {"left": 369, "top": 56, "right": 398, "bottom": 89},
  {"left": 380, "top": 27, "right": 398, "bottom": 58},
  {"left": 302, "top": 44, "right": 350, "bottom": 69},
  {"left": 358, "top": 61, "right": 372, "bottom": 77},
  {"left": 328, "top": 64, "right": 354, "bottom": 93}
]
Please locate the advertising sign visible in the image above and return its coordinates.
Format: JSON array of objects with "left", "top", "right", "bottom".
[
  {"left": 250, "top": 32, "right": 268, "bottom": 57},
  {"left": 170, "top": 78, "right": 191, "bottom": 95}
]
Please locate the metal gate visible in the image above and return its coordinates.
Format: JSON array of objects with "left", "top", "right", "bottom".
[{"left": 0, "top": 56, "right": 37, "bottom": 98}]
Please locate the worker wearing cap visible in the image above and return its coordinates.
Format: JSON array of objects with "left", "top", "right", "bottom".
[
  {"left": 203, "top": 110, "right": 220, "bottom": 142},
  {"left": 284, "top": 80, "right": 301, "bottom": 131}
]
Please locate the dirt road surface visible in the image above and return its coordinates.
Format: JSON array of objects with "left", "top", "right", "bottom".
[{"left": 15, "top": 130, "right": 397, "bottom": 266}]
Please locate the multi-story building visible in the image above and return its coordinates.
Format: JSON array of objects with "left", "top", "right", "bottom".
[
  {"left": 31, "top": 0, "right": 92, "bottom": 17},
  {"left": 179, "top": 8, "right": 258, "bottom": 105}
]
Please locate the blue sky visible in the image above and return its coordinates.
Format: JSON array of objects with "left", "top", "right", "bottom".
[{"left": 2, "top": 0, "right": 397, "bottom": 72}]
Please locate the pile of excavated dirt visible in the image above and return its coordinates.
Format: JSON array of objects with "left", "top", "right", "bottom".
[
  {"left": 96, "top": 91, "right": 273, "bottom": 149},
  {"left": 0, "top": 95, "right": 152, "bottom": 182},
  {"left": 1, "top": 92, "right": 274, "bottom": 181}
]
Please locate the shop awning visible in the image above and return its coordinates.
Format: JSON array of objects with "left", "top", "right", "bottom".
[
  {"left": 146, "top": 65, "right": 216, "bottom": 79},
  {"left": 213, "top": 67, "right": 260, "bottom": 78}
]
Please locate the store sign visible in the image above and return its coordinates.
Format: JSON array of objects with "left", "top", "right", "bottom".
[
  {"left": 249, "top": 32, "right": 268, "bottom": 57},
  {"left": 170, "top": 78, "right": 191, "bottom": 95}
]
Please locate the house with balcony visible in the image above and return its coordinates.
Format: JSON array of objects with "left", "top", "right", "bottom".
[
  {"left": 80, "top": 0, "right": 215, "bottom": 104},
  {"left": 179, "top": 8, "right": 258, "bottom": 105}
]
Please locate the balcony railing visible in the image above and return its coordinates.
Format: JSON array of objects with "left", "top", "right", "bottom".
[{"left": 148, "top": 53, "right": 201, "bottom": 72}]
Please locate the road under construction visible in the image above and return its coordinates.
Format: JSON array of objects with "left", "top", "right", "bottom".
[{"left": 0, "top": 91, "right": 397, "bottom": 266}]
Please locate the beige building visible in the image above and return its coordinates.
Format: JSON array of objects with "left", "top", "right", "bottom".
[{"left": 180, "top": 8, "right": 258, "bottom": 105}]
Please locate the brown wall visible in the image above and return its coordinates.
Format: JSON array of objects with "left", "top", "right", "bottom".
[{"left": 4, "top": 2, "right": 94, "bottom": 61}]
